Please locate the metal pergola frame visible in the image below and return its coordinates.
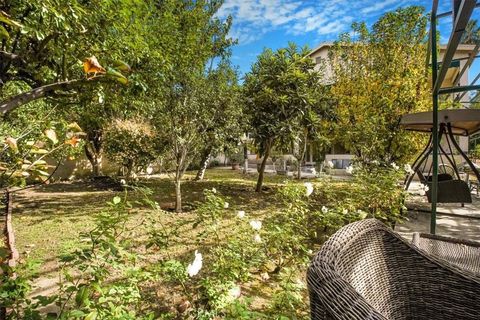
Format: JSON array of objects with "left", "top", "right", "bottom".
[{"left": 428, "top": 0, "right": 479, "bottom": 234}]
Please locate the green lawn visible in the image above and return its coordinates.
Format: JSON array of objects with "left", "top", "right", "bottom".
[{"left": 11, "top": 168, "right": 333, "bottom": 317}]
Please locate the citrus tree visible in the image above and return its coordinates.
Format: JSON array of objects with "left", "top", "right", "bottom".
[
  {"left": 243, "top": 43, "right": 325, "bottom": 191},
  {"left": 330, "top": 6, "right": 429, "bottom": 165}
]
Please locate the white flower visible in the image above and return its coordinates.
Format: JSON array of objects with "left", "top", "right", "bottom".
[
  {"left": 250, "top": 220, "right": 262, "bottom": 230},
  {"left": 253, "top": 233, "right": 262, "bottom": 243},
  {"left": 304, "top": 182, "right": 314, "bottom": 197},
  {"left": 342, "top": 208, "right": 348, "bottom": 214},
  {"left": 327, "top": 160, "right": 334, "bottom": 169},
  {"left": 146, "top": 166, "right": 154, "bottom": 175},
  {"left": 228, "top": 285, "right": 241, "bottom": 299},
  {"left": 358, "top": 210, "right": 368, "bottom": 219},
  {"left": 260, "top": 272, "right": 270, "bottom": 281},
  {"left": 321, "top": 206, "right": 328, "bottom": 213},
  {"left": 391, "top": 162, "right": 399, "bottom": 170},
  {"left": 404, "top": 164, "right": 414, "bottom": 174},
  {"left": 224, "top": 202, "right": 229, "bottom": 209},
  {"left": 372, "top": 160, "right": 379, "bottom": 165},
  {"left": 212, "top": 187, "right": 217, "bottom": 194},
  {"left": 419, "top": 189, "right": 426, "bottom": 196},
  {"left": 120, "top": 179, "right": 126, "bottom": 185},
  {"left": 237, "top": 210, "right": 246, "bottom": 219},
  {"left": 187, "top": 250, "right": 202, "bottom": 277},
  {"left": 345, "top": 165, "right": 354, "bottom": 174},
  {"left": 424, "top": 184, "right": 429, "bottom": 192}
]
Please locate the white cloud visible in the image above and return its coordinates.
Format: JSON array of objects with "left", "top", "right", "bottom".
[
  {"left": 361, "top": 0, "right": 399, "bottom": 15},
  {"left": 218, "top": 0, "right": 426, "bottom": 46}
]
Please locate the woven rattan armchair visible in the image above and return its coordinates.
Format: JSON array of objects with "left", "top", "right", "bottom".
[
  {"left": 307, "top": 219, "right": 480, "bottom": 320},
  {"left": 412, "top": 232, "right": 480, "bottom": 276}
]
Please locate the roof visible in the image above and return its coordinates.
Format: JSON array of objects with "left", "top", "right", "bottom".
[
  {"left": 400, "top": 109, "right": 480, "bottom": 136},
  {"left": 308, "top": 42, "right": 478, "bottom": 58}
]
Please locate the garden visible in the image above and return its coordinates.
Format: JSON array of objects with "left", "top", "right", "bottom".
[{"left": 0, "top": 1, "right": 473, "bottom": 319}]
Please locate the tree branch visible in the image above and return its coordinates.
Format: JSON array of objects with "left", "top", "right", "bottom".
[
  {"left": 0, "top": 78, "right": 98, "bottom": 115},
  {"left": 0, "top": 50, "right": 21, "bottom": 61}
]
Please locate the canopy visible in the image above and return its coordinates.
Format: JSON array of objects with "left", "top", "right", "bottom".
[{"left": 400, "top": 109, "right": 480, "bottom": 136}]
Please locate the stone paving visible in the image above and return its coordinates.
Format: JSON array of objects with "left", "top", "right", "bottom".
[{"left": 397, "top": 181, "right": 480, "bottom": 242}]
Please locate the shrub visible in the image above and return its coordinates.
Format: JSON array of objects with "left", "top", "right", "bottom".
[{"left": 103, "top": 118, "right": 161, "bottom": 181}]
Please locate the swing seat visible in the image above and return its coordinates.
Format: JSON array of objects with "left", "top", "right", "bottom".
[
  {"left": 426, "top": 179, "right": 472, "bottom": 203},
  {"left": 425, "top": 173, "right": 454, "bottom": 182},
  {"left": 416, "top": 168, "right": 453, "bottom": 184}
]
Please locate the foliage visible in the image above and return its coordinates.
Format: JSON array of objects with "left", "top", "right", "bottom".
[
  {"left": 103, "top": 118, "right": 161, "bottom": 181},
  {"left": 244, "top": 42, "right": 327, "bottom": 191},
  {"left": 461, "top": 19, "right": 480, "bottom": 44},
  {"left": 0, "top": 0, "right": 133, "bottom": 114},
  {"left": 150, "top": 0, "right": 236, "bottom": 212},
  {"left": 315, "top": 162, "right": 408, "bottom": 230},
  {"left": 194, "top": 61, "right": 244, "bottom": 178},
  {"left": 0, "top": 118, "right": 84, "bottom": 188},
  {"left": 330, "top": 6, "right": 429, "bottom": 165}
]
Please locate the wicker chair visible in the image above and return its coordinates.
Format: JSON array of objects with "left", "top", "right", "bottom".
[
  {"left": 412, "top": 232, "right": 480, "bottom": 276},
  {"left": 307, "top": 219, "right": 480, "bottom": 320}
]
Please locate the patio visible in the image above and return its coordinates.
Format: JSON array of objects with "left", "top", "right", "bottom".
[{"left": 398, "top": 181, "right": 480, "bottom": 242}]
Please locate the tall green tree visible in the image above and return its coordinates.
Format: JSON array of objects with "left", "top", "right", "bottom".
[
  {"left": 194, "top": 61, "right": 243, "bottom": 181},
  {"left": 244, "top": 43, "right": 325, "bottom": 191},
  {"left": 150, "top": 0, "right": 235, "bottom": 212},
  {"left": 330, "top": 6, "right": 429, "bottom": 165}
]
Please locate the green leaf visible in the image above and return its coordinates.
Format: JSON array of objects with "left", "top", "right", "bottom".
[
  {"left": 0, "top": 25, "right": 9, "bottom": 41},
  {"left": 0, "top": 12, "right": 23, "bottom": 28},
  {"left": 113, "top": 196, "right": 121, "bottom": 205},
  {"left": 85, "top": 311, "right": 97, "bottom": 320},
  {"left": 75, "top": 285, "right": 89, "bottom": 307},
  {"left": 112, "top": 60, "right": 131, "bottom": 72},
  {"left": 106, "top": 68, "right": 128, "bottom": 85}
]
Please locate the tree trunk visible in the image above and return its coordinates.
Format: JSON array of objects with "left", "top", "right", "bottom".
[
  {"left": 297, "top": 133, "right": 308, "bottom": 180},
  {"left": 195, "top": 149, "right": 212, "bottom": 181},
  {"left": 175, "top": 178, "right": 182, "bottom": 213},
  {"left": 84, "top": 143, "right": 102, "bottom": 177},
  {"left": 256, "top": 140, "right": 272, "bottom": 192},
  {"left": 243, "top": 144, "right": 248, "bottom": 174}
]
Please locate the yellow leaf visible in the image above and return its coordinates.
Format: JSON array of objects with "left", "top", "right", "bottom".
[
  {"left": 44, "top": 129, "right": 58, "bottom": 144},
  {"left": 67, "top": 122, "right": 84, "bottom": 133},
  {"left": 5, "top": 137, "right": 18, "bottom": 153},
  {"left": 83, "top": 56, "right": 106, "bottom": 74}
]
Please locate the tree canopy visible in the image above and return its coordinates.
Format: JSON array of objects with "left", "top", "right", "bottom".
[
  {"left": 244, "top": 43, "right": 327, "bottom": 191},
  {"left": 330, "top": 6, "right": 430, "bottom": 165}
]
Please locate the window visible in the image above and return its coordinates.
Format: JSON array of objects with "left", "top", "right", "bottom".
[
  {"left": 315, "top": 57, "right": 322, "bottom": 64},
  {"left": 332, "top": 159, "right": 351, "bottom": 169}
]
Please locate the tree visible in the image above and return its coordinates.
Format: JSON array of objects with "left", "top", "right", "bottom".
[
  {"left": 150, "top": 0, "right": 235, "bottom": 212},
  {"left": 462, "top": 19, "right": 480, "bottom": 44},
  {"left": 330, "top": 6, "right": 430, "bottom": 165},
  {"left": 194, "top": 61, "right": 243, "bottom": 181},
  {"left": 243, "top": 43, "right": 324, "bottom": 191}
]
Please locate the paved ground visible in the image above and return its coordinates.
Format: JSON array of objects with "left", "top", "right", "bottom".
[{"left": 397, "top": 181, "right": 480, "bottom": 242}]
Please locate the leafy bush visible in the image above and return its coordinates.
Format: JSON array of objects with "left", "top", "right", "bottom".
[{"left": 103, "top": 118, "right": 161, "bottom": 181}]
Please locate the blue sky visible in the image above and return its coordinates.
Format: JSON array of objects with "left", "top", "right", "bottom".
[{"left": 218, "top": 0, "right": 480, "bottom": 77}]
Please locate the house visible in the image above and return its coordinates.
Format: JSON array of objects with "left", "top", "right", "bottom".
[{"left": 308, "top": 42, "right": 477, "bottom": 171}]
